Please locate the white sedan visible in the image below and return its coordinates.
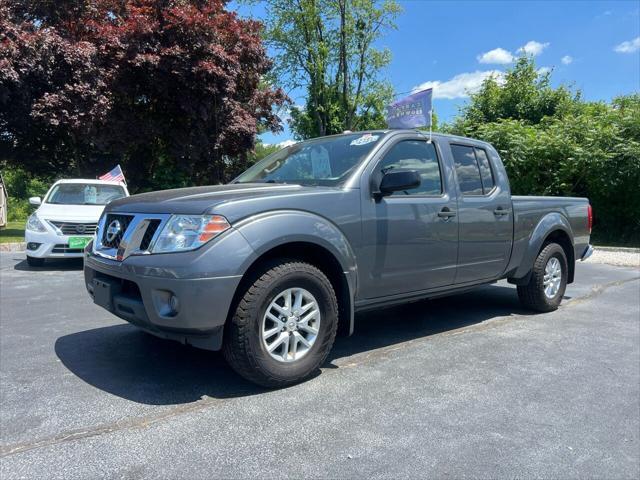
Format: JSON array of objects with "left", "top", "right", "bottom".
[{"left": 24, "top": 179, "right": 129, "bottom": 266}]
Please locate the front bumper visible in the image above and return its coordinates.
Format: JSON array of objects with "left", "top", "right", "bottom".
[
  {"left": 84, "top": 228, "right": 256, "bottom": 351},
  {"left": 25, "top": 229, "right": 91, "bottom": 258}
]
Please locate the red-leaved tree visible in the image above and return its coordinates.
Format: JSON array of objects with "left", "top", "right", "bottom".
[{"left": 0, "top": 0, "right": 286, "bottom": 190}]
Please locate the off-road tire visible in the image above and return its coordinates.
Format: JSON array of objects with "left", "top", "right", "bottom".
[
  {"left": 223, "top": 261, "right": 338, "bottom": 388},
  {"left": 517, "top": 242, "right": 568, "bottom": 312},
  {"left": 26, "top": 256, "right": 45, "bottom": 267}
]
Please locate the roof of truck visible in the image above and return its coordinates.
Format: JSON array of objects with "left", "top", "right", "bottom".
[{"left": 311, "top": 129, "right": 495, "bottom": 149}]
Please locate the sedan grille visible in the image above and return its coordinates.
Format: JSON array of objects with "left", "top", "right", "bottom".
[
  {"left": 52, "top": 244, "right": 84, "bottom": 254},
  {"left": 48, "top": 221, "right": 98, "bottom": 236}
]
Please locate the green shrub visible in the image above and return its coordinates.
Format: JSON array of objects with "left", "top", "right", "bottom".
[
  {"left": 446, "top": 57, "right": 640, "bottom": 246},
  {"left": 1, "top": 167, "right": 52, "bottom": 221}
]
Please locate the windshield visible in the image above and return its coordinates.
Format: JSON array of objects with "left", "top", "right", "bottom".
[
  {"left": 235, "top": 133, "right": 384, "bottom": 186},
  {"left": 45, "top": 183, "right": 126, "bottom": 205}
]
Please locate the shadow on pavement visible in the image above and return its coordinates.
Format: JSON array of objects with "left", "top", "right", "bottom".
[
  {"left": 55, "top": 283, "right": 529, "bottom": 405},
  {"left": 13, "top": 257, "right": 84, "bottom": 271}
]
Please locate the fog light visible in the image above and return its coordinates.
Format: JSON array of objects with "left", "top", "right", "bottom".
[
  {"left": 27, "top": 242, "right": 41, "bottom": 251},
  {"left": 169, "top": 295, "right": 180, "bottom": 314}
]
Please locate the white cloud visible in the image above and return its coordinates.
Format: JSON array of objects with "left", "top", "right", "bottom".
[
  {"left": 278, "top": 139, "right": 297, "bottom": 148},
  {"left": 477, "top": 47, "right": 514, "bottom": 64},
  {"left": 412, "top": 70, "right": 504, "bottom": 100},
  {"left": 561, "top": 55, "right": 573, "bottom": 65},
  {"left": 537, "top": 66, "right": 552, "bottom": 75},
  {"left": 517, "top": 40, "right": 550, "bottom": 56},
  {"left": 614, "top": 36, "right": 640, "bottom": 53}
]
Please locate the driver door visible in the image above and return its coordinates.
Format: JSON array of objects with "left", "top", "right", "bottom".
[{"left": 358, "top": 138, "right": 459, "bottom": 299}]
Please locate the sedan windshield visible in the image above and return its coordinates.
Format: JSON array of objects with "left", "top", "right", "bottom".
[
  {"left": 46, "top": 183, "right": 126, "bottom": 205},
  {"left": 234, "top": 133, "right": 384, "bottom": 186}
]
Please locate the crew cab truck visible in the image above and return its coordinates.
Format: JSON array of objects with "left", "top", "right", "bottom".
[{"left": 84, "top": 131, "right": 593, "bottom": 387}]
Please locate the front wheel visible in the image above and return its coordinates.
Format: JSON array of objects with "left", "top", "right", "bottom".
[
  {"left": 517, "top": 243, "right": 568, "bottom": 312},
  {"left": 223, "top": 261, "right": 338, "bottom": 388}
]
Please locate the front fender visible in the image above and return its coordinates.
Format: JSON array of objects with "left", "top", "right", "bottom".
[
  {"left": 512, "top": 212, "right": 574, "bottom": 280},
  {"left": 233, "top": 210, "right": 358, "bottom": 335},
  {"left": 233, "top": 210, "right": 357, "bottom": 275}
]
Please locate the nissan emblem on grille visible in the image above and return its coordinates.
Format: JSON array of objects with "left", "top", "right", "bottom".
[
  {"left": 75, "top": 224, "right": 86, "bottom": 234},
  {"left": 105, "top": 220, "right": 122, "bottom": 243}
]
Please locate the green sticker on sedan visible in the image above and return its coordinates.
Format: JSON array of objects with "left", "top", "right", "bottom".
[{"left": 68, "top": 237, "right": 91, "bottom": 250}]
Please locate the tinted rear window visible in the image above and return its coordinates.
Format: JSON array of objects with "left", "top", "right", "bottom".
[
  {"left": 451, "top": 145, "right": 483, "bottom": 195},
  {"left": 474, "top": 148, "right": 495, "bottom": 193}
]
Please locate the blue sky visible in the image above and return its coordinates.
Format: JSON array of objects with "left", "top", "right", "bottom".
[{"left": 231, "top": 1, "right": 640, "bottom": 145}]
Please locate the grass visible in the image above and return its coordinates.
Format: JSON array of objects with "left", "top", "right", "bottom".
[{"left": 0, "top": 221, "right": 26, "bottom": 244}]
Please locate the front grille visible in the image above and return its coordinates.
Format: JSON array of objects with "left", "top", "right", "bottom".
[
  {"left": 49, "top": 221, "right": 98, "bottom": 235},
  {"left": 52, "top": 244, "right": 84, "bottom": 254},
  {"left": 139, "top": 220, "right": 161, "bottom": 251},
  {"left": 101, "top": 214, "right": 134, "bottom": 249},
  {"left": 93, "top": 213, "right": 170, "bottom": 260}
]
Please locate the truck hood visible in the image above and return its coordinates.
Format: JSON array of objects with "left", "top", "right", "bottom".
[
  {"left": 36, "top": 202, "right": 107, "bottom": 222},
  {"left": 106, "top": 183, "right": 343, "bottom": 221}
]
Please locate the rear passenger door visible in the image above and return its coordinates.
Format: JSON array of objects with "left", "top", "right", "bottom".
[{"left": 450, "top": 143, "right": 513, "bottom": 284}]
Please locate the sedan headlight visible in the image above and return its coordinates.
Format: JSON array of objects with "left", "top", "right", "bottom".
[
  {"left": 151, "top": 215, "right": 230, "bottom": 253},
  {"left": 26, "top": 213, "right": 47, "bottom": 233}
]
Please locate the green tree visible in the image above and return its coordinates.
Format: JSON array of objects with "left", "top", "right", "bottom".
[
  {"left": 258, "top": 0, "right": 401, "bottom": 139},
  {"left": 452, "top": 57, "right": 578, "bottom": 134},
  {"left": 0, "top": 0, "right": 286, "bottom": 192},
  {"left": 447, "top": 57, "right": 640, "bottom": 245}
]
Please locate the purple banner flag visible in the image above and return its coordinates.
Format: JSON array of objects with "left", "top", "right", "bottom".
[{"left": 386, "top": 88, "right": 433, "bottom": 129}]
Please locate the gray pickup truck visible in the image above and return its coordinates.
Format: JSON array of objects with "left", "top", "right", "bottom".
[{"left": 84, "top": 130, "right": 593, "bottom": 387}]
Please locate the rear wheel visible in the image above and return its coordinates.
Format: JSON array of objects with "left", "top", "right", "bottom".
[
  {"left": 517, "top": 243, "right": 568, "bottom": 312},
  {"left": 223, "top": 261, "right": 338, "bottom": 388},
  {"left": 26, "top": 256, "right": 45, "bottom": 267}
]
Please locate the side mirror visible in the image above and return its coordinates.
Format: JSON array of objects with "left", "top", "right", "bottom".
[
  {"left": 29, "top": 196, "right": 42, "bottom": 206},
  {"left": 378, "top": 170, "right": 421, "bottom": 196}
]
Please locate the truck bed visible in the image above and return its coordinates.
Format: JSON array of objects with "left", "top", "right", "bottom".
[{"left": 506, "top": 195, "right": 591, "bottom": 279}]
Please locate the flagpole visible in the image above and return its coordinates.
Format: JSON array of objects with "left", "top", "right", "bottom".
[{"left": 119, "top": 164, "right": 127, "bottom": 186}]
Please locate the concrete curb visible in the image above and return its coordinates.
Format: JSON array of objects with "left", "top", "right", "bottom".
[
  {"left": 0, "top": 242, "right": 27, "bottom": 252},
  {"left": 0, "top": 242, "right": 26, "bottom": 252}
]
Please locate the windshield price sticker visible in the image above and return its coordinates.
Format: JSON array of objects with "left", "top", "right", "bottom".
[
  {"left": 350, "top": 134, "right": 379, "bottom": 146},
  {"left": 84, "top": 185, "right": 97, "bottom": 204}
]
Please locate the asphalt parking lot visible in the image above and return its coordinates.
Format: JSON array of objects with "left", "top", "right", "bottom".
[{"left": 0, "top": 252, "right": 638, "bottom": 479}]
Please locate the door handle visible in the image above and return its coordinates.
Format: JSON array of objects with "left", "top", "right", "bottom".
[
  {"left": 493, "top": 207, "right": 510, "bottom": 216},
  {"left": 438, "top": 207, "right": 457, "bottom": 220}
]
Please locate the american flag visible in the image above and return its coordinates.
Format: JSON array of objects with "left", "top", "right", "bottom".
[{"left": 99, "top": 165, "right": 126, "bottom": 184}]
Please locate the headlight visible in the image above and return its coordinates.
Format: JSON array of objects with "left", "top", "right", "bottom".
[
  {"left": 26, "top": 213, "right": 47, "bottom": 233},
  {"left": 151, "top": 215, "right": 230, "bottom": 253}
]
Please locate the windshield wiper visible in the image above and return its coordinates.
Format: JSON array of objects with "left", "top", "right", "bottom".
[{"left": 237, "top": 179, "right": 287, "bottom": 184}]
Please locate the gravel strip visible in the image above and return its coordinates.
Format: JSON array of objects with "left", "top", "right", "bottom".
[{"left": 588, "top": 249, "right": 640, "bottom": 267}]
